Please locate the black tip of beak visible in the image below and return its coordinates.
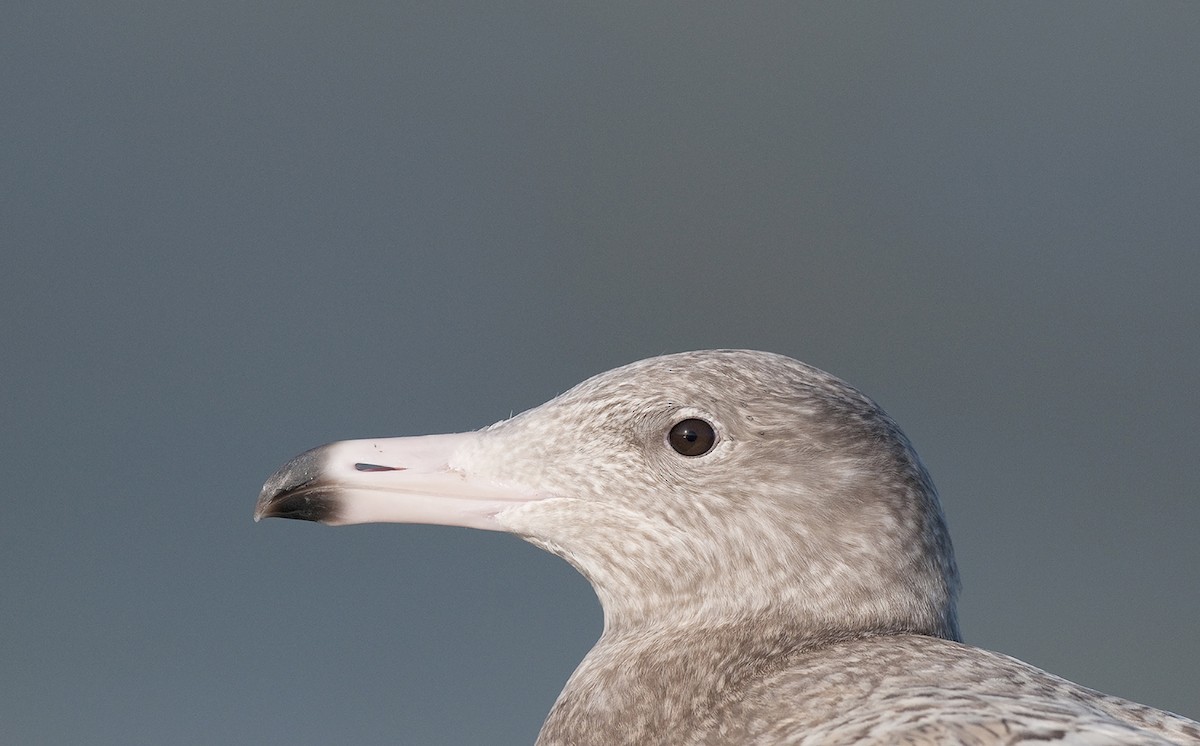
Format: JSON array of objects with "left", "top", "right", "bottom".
[{"left": 255, "top": 445, "right": 340, "bottom": 523}]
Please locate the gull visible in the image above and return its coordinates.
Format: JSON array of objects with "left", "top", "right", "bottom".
[{"left": 256, "top": 350, "right": 1199, "bottom": 744}]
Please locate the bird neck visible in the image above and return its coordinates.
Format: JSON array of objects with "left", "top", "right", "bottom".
[
  {"left": 535, "top": 617, "right": 874, "bottom": 746},
  {"left": 582, "top": 553, "right": 958, "bottom": 643}
]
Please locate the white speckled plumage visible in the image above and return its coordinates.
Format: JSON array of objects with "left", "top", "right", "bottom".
[{"left": 257, "top": 350, "right": 1199, "bottom": 744}]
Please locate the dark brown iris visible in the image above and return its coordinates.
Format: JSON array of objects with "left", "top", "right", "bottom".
[{"left": 667, "top": 418, "right": 717, "bottom": 456}]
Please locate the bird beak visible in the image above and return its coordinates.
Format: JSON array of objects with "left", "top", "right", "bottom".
[{"left": 254, "top": 434, "right": 542, "bottom": 531}]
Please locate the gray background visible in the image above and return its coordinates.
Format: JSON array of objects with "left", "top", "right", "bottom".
[{"left": 3, "top": 3, "right": 1197, "bottom": 744}]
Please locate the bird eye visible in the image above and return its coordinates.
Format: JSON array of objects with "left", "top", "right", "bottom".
[{"left": 667, "top": 418, "right": 717, "bottom": 457}]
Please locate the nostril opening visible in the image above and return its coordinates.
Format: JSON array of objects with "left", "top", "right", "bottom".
[{"left": 355, "top": 463, "right": 406, "bottom": 472}]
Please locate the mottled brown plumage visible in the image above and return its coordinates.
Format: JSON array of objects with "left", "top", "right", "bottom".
[{"left": 257, "top": 350, "right": 1198, "bottom": 744}]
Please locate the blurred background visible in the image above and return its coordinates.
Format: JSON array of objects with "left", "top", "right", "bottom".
[{"left": 3, "top": 3, "right": 1197, "bottom": 744}]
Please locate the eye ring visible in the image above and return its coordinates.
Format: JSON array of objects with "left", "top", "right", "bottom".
[{"left": 667, "top": 418, "right": 717, "bottom": 457}]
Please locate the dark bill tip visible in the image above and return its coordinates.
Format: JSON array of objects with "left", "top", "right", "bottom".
[
  {"left": 255, "top": 485, "right": 340, "bottom": 523},
  {"left": 255, "top": 444, "right": 340, "bottom": 523}
]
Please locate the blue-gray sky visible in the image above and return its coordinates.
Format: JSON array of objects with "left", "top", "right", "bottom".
[{"left": 3, "top": 3, "right": 1198, "bottom": 744}]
